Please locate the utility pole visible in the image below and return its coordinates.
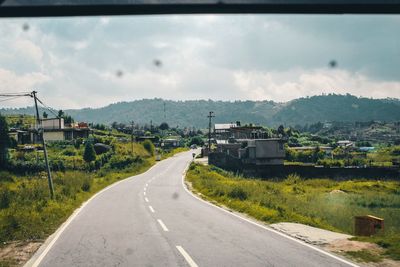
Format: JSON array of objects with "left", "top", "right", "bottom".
[
  {"left": 163, "top": 102, "right": 166, "bottom": 120},
  {"left": 131, "top": 121, "right": 134, "bottom": 155},
  {"left": 207, "top": 111, "right": 215, "bottom": 151},
  {"left": 32, "top": 91, "right": 54, "bottom": 199}
]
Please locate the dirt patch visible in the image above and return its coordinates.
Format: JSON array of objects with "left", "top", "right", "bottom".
[
  {"left": 330, "top": 189, "right": 347, "bottom": 195},
  {"left": 326, "top": 238, "right": 382, "bottom": 252},
  {"left": 325, "top": 239, "right": 400, "bottom": 267},
  {"left": 362, "top": 260, "right": 400, "bottom": 267},
  {"left": 0, "top": 241, "right": 43, "bottom": 267},
  {"left": 270, "top": 223, "right": 400, "bottom": 266}
]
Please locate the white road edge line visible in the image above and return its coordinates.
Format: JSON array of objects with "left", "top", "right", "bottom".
[
  {"left": 157, "top": 219, "right": 169, "bottom": 231},
  {"left": 149, "top": 206, "right": 155, "bottom": 213},
  {"left": 27, "top": 161, "right": 163, "bottom": 267},
  {"left": 181, "top": 160, "right": 359, "bottom": 267},
  {"left": 176, "top": 246, "right": 199, "bottom": 267},
  {"left": 145, "top": 197, "right": 149, "bottom": 203}
]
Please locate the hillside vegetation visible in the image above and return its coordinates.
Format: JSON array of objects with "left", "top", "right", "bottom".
[{"left": 2, "top": 94, "right": 399, "bottom": 128}]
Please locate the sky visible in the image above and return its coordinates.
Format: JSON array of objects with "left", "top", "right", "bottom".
[{"left": 0, "top": 14, "right": 399, "bottom": 109}]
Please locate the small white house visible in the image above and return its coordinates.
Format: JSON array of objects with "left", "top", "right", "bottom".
[{"left": 337, "top": 140, "right": 354, "bottom": 148}]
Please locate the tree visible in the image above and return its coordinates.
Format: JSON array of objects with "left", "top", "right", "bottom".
[
  {"left": 189, "top": 136, "right": 204, "bottom": 146},
  {"left": 64, "top": 115, "right": 74, "bottom": 124},
  {"left": 278, "top": 125, "right": 285, "bottom": 137},
  {"left": 0, "top": 114, "right": 10, "bottom": 167},
  {"left": 58, "top": 110, "right": 64, "bottom": 118},
  {"left": 83, "top": 141, "right": 96, "bottom": 163},
  {"left": 42, "top": 111, "right": 48, "bottom": 118},
  {"left": 111, "top": 121, "right": 118, "bottom": 129},
  {"left": 159, "top": 122, "right": 169, "bottom": 131}
]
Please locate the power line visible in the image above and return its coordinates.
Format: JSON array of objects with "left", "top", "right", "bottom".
[
  {"left": 0, "top": 95, "right": 26, "bottom": 103},
  {"left": 35, "top": 97, "right": 59, "bottom": 118},
  {"left": 0, "top": 92, "right": 58, "bottom": 118},
  {"left": 0, "top": 92, "right": 31, "bottom": 97}
]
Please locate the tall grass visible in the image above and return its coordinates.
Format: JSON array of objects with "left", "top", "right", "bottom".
[{"left": 186, "top": 163, "right": 400, "bottom": 260}]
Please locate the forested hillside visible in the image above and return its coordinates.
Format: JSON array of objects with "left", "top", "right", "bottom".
[{"left": 1, "top": 94, "right": 399, "bottom": 128}]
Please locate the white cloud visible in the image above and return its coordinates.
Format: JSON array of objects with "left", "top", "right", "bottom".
[
  {"left": 0, "top": 68, "right": 50, "bottom": 90},
  {"left": 0, "top": 15, "right": 400, "bottom": 110},
  {"left": 234, "top": 69, "right": 400, "bottom": 102},
  {"left": 0, "top": 68, "right": 51, "bottom": 107},
  {"left": 14, "top": 39, "right": 43, "bottom": 64}
]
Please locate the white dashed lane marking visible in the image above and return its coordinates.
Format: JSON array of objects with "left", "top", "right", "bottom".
[
  {"left": 176, "top": 246, "right": 199, "bottom": 267},
  {"left": 157, "top": 219, "right": 169, "bottom": 232}
]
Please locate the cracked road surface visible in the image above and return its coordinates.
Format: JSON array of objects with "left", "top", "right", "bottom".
[{"left": 32, "top": 151, "right": 356, "bottom": 267}]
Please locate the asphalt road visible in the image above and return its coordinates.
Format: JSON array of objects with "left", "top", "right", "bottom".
[{"left": 30, "top": 151, "right": 357, "bottom": 267}]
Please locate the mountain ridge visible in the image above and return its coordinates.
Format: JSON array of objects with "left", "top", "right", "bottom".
[{"left": 1, "top": 94, "right": 399, "bottom": 128}]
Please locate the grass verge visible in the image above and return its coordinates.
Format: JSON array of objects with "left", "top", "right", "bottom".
[
  {"left": 186, "top": 163, "right": 400, "bottom": 262},
  {"left": 0, "top": 147, "right": 188, "bottom": 266}
]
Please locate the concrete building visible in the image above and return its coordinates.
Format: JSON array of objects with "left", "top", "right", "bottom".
[
  {"left": 42, "top": 118, "right": 64, "bottom": 130},
  {"left": 214, "top": 121, "right": 269, "bottom": 140},
  {"left": 216, "top": 138, "right": 285, "bottom": 165},
  {"left": 12, "top": 117, "right": 90, "bottom": 144},
  {"left": 240, "top": 139, "right": 285, "bottom": 165}
]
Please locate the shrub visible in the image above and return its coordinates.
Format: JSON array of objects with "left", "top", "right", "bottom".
[
  {"left": 6, "top": 160, "right": 46, "bottom": 174},
  {"left": 106, "top": 155, "right": 141, "bottom": 169},
  {"left": 0, "top": 186, "right": 12, "bottom": 209},
  {"left": 285, "top": 174, "right": 302, "bottom": 184},
  {"left": 74, "top": 138, "right": 83, "bottom": 149},
  {"left": 142, "top": 140, "right": 154, "bottom": 156},
  {"left": 50, "top": 160, "right": 65, "bottom": 172},
  {"left": 0, "top": 172, "right": 14, "bottom": 182},
  {"left": 83, "top": 141, "right": 96, "bottom": 163},
  {"left": 189, "top": 136, "right": 204, "bottom": 146},
  {"left": 62, "top": 148, "right": 76, "bottom": 156},
  {"left": 228, "top": 186, "right": 248, "bottom": 200},
  {"left": 81, "top": 177, "right": 92, "bottom": 192}
]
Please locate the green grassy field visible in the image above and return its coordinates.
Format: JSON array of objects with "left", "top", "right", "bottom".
[
  {"left": 0, "top": 142, "right": 154, "bottom": 243},
  {"left": 186, "top": 163, "right": 400, "bottom": 261}
]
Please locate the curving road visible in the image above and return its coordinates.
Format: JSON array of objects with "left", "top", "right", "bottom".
[{"left": 28, "top": 151, "right": 357, "bottom": 267}]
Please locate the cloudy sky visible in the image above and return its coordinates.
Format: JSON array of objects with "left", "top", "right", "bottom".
[{"left": 0, "top": 14, "right": 399, "bottom": 109}]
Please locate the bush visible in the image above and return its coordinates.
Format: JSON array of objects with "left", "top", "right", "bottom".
[
  {"left": 81, "top": 177, "right": 92, "bottom": 192},
  {"left": 83, "top": 141, "right": 96, "bottom": 163},
  {"left": 50, "top": 160, "right": 65, "bottom": 172},
  {"left": 62, "top": 148, "right": 76, "bottom": 156},
  {"left": 74, "top": 138, "right": 83, "bottom": 149},
  {"left": 317, "top": 159, "right": 344, "bottom": 167},
  {"left": 142, "top": 140, "right": 154, "bottom": 156},
  {"left": 285, "top": 174, "right": 302, "bottom": 184},
  {"left": 0, "top": 186, "right": 12, "bottom": 209},
  {"left": 0, "top": 171, "right": 14, "bottom": 182},
  {"left": 228, "top": 186, "right": 248, "bottom": 200},
  {"left": 106, "top": 155, "right": 142, "bottom": 170},
  {"left": 6, "top": 160, "right": 46, "bottom": 174},
  {"left": 189, "top": 136, "right": 204, "bottom": 146}
]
